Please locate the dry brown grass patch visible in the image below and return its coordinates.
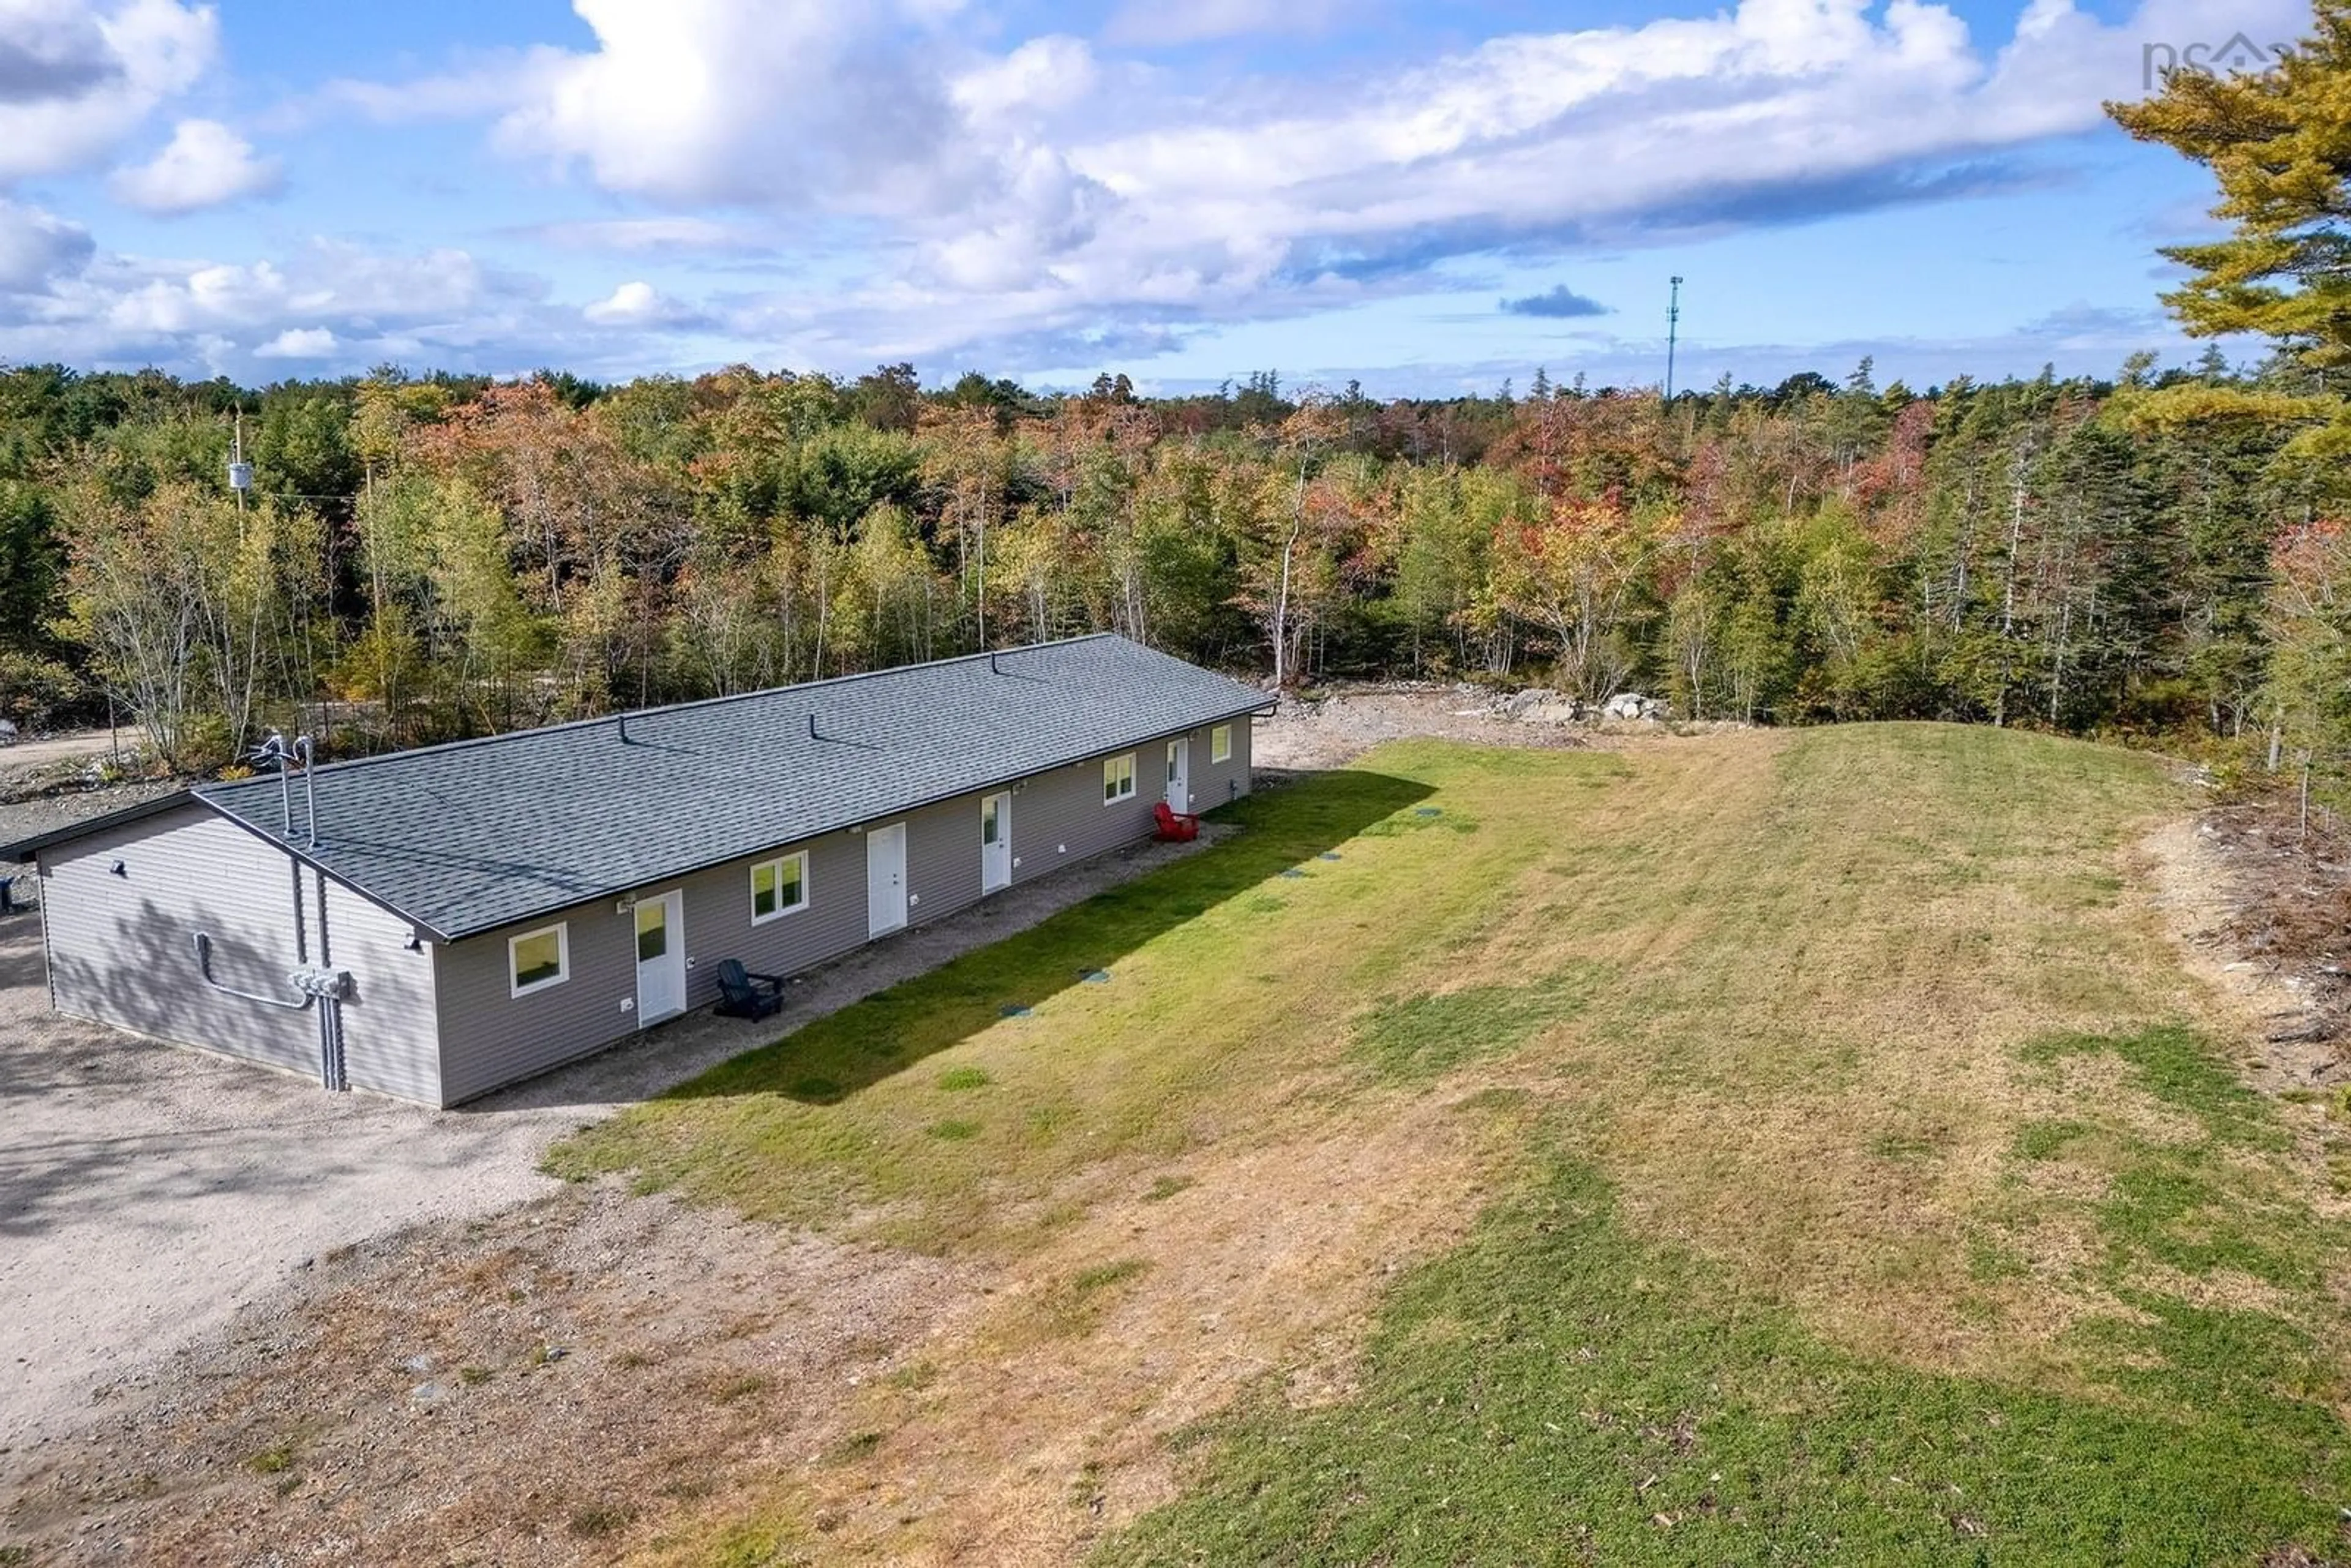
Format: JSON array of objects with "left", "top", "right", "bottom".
[
  {"left": 1441, "top": 730, "right": 2234, "bottom": 1386},
  {"left": 2129, "top": 1261, "right": 2300, "bottom": 1318},
  {"left": 647, "top": 1084, "right": 1505, "bottom": 1567}
]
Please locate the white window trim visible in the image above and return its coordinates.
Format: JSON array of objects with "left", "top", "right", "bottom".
[
  {"left": 508, "top": 921, "right": 570, "bottom": 999},
  {"left": 1103, "top": 752, "right": 1136, "bottom": 804},
  {"left": 751, "top": 850, "right": 810, "bottom": 925},
  {"left": 1212, "top": 724, "right": 1232, "bottom": 764}
]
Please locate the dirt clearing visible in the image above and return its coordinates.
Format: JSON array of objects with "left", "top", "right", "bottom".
[
  {"left": 0, "top": 827, "right": 1222, "bottom": 1461},
  {"left": 0, "top": 1079, "right": 1501, "bottom": 1567},
  {"left": 2, "top": 1185, "right": 970, "bottom": 1565},
  {"left": 1247, "top": 680, "right": 1741, "bottom": 772}
]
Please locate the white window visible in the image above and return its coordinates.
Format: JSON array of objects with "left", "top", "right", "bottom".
[
  {"left": 1103, "top": 752, "right": 1136, "bottom": 803},
  {"left": 751, "top": 852, "right": 809, "bottom": 924},
  {"left": 508, "top": 923, "right": 569, "bottom": 997},
  {"left": 1211, "top": 724, "right": 1232, "bottom": 764}
]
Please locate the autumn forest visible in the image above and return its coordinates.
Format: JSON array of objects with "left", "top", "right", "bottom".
[{"left": 2, "top": 6, "right": 2348, "bottom": 806}]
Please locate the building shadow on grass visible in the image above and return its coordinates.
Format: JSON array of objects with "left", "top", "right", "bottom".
[{"left": 647, "top": 766, "right": 1433, "bottom": 1108}]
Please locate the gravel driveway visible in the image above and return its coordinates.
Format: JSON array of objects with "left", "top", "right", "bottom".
[{"left": 0, "top": 827, "right": 1220, "bottom": 1456}]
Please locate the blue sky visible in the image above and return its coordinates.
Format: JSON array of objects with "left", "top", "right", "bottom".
[{"left": 0, "top": 0, "right": 2314, "bottom": 395}]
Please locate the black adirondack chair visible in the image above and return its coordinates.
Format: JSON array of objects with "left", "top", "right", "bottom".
[{"left": 714, "top": 958, "right": 787, "bottom": 1020}]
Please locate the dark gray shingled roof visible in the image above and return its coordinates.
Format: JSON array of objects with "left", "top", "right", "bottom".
[{"left": 192, "top": 634, "right": 1269, "bottom": 942}]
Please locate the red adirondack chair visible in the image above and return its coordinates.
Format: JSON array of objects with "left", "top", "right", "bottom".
[{"left": 1153, "top": 801, "right": 1199, "bottom": 842}]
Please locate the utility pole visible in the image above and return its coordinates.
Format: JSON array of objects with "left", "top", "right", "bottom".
[
  {"left": 1665, "top": 276, "right": 1684, "bottom": 402},
  {"left": 227, "top": 409, "right": 252, "bottom": 520}
]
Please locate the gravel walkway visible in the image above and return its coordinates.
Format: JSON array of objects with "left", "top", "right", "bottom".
[{"left": 0, "top": 827, "right": 1220, "bottom": 1455}]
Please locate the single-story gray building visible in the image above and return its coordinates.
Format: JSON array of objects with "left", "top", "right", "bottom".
[{"left": 5, "top": 635, "right": 1269, "bottom": 1106}]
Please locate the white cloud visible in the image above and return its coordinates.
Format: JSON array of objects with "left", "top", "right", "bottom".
[
  {"left": 0, "top": 0, "right": 216, "bottom": 183},
  {"left": 488, "top": 0, "right": 967, "bottom": 210},
  {"left": 0, "top": 199, "right": 94, "bottom": 291},
  {"left": 96, "top": 240, "right": 505, "bottom": 337},
  {"left": 585, "top": 279, "right": 665, "bottom": 323},
  {"left": 108, "top": 119, "right": 282, "bottom": 214},
  {"left": 931, "top": 0, "right": 2303, "bottom": 348},
  {"left": 254, "top": 325, "right": 336, "bottom": 358},
  {"left": 326, "top": 0, "right": 2296, "bottom": 370},
  {"left": 305, "top": 46, "right": 571, "bottom": 126},
  {"left": 0, "top": 234, "right": 576, "bottom": 379},
  {"left": 7, "top": 0, "right": 2314, "bottom": 383},
  {"left": 951, "top": 35, "right": 1097, "bottom": 121},
  {"left": 0, "top": 181, "right": 724, "bottom": 377}
]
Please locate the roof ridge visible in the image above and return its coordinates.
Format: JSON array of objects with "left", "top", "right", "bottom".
[{"left": 196, "top": 631, "right": 1129, "bottom": 793}]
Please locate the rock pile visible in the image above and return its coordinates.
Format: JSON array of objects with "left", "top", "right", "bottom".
[
  {"left": 1602, "top": 692, "right": 1665, "bottom": 721},
  {"left": 1487, "top": 688, "right": 1665, "bottom": 723}
]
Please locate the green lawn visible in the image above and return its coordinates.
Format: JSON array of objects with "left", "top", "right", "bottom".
[
  {"left": 547, "top": 749, "right": 1544, "bottom": 1252},
  {"left": 551, "top": 726, "right": 2351, "bottom": 1566},
  {"left": 1101, "top": 1068, "right": 2351, "bottom": 1567}
]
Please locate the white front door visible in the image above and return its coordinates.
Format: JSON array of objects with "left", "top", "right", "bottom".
[
  {"left": 634, "top": 889, "right": 686, "bottom": 1025},
  {"left": 1164, "top": 737, "right": 1190, "bottom": 809},
  {"left": 981, "top": 791, "right": 1012, "bottom": 893},
  {"left": 867, "top": 822, "right": 908, "bottom": 937}
]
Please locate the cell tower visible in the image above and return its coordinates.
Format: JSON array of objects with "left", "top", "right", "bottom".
[{"left": 1665, "top": 276, "right": 1685, "bottom": 402}]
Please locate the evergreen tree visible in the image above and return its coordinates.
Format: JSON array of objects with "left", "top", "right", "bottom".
[{"left": 2112, "top": 1, "right": 2351, "bottom": 448}]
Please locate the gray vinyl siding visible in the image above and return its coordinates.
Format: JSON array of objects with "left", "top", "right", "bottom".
[
  {"left": 428, "top": 724, "right": 1253, "bottom": 1104},
  {"left": 432, "top": 903, "right": 632, "bottom": 1106},
  {"left": 430, "top": 823, "right": 880, "bottom": 1105},
  {"left": 318, "top": 875, "right": 443, "bottom": 1103},
  {"left": 1002, "top": 744, "right": 1157, "bottom": 883},
  {"left": 34, "top": 803, "right": 442, "bottom": 1102},
  {"left": 1189, "top": 716, "right": 1253, "bottom": 812}
]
